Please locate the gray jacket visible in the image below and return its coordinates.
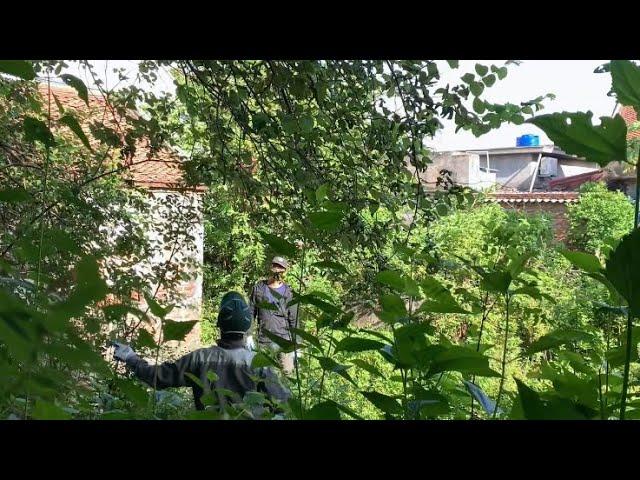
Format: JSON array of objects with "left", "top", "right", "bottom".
[
  {"left": 249, "top": 280, "right": 299, "bottom": 345},
  {"left": 125, "top": 337, "right": 290, "bottom": 413}
]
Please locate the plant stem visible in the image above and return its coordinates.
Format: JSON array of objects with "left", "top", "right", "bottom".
[
  {"left": 620, "top": 157, "right": 640, "bottom": 420},
  {"left": 493, "top": 293, "right": 511, "bottom": 419},
  {"left": 620, "top": 309, "right": 634, "bottom": 420}
]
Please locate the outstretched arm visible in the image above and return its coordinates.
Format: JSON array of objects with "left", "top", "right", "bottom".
[{"left": 125, "top": 351, "right": 196, "bottom": 390}]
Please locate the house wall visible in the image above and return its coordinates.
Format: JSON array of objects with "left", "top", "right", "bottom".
[
  {"left": 490, "top": 153, "right": 539, "bottom": 190},
  {"left": 557, "top": 159, "right": 600, "bottom": 178},
  {"left": 133, "top": 190, "right": 205, "bottom": 355}
]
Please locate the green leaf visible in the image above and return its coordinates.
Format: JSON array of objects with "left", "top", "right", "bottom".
[
  {"left": 360, "top": 391, "right": 403, "bottom": 416},
  {"left": 605, "top": 228, "right": 640, "bottom": 316},
  {"left": 312, "top": 260, "right": 348, "bottom": 275},
  {"left": 261, "top": 329, "right": 298, "bottom": 353},
  {"left": 59, "top": 114, "right": 93, "bottom": 151},
  {"left": 250, "top": 351, "right": 279, "bottom": 369},
  {"left": 143, "top": 292, "right": 174, "bottom": 318},
  {"left": 515, "top": 379, "right": 592, "bottom": 420},
  {"left": 523, "top": 328, "right": 593, "bottom": 356},
  {"left": 350, "top": 358, "right": 385, "bottom": 378},
  {"left": 258, "top": 231, "right": 297, "bottom": 257},
  {"left": 162, "top": 320, "right": 197, "bottom": 342},
  {"left": 23, "top": 116, "right": 55, "bottom": 147},
  {"left": 289, "top": 294, "right": 342, "bottom": 316},
  {"left": 446, "top": 60, "right": 459, "bottom": 69},
  {"left": 307, "top": 400, "right": 341, "bottom": 420},
  {"left": 470, "top": 81, "right": 484, "bottom": 97},
  {"left": 427, "top": 346, "right": 500, "bottom": 377},
  {"left": 561, "top": 250, "right": 603, "bottom": 273},
  {"left": 317, "top": 356, "right": 357, "bottom": 386},
  {"left": 135, "top": 329, "right": 157, "bottom": 349},
  {"left": 334, "top": 337, "right": 386, "bottom": 353},
  {"left": 528, "top": 112, "right": 627, "bottom": 166},
  {"left": 418, "top": 276, "right": 470, "bottom": 314},
  {"left": 252, "top": 112, "right": 269, "bottom": 131},
  {"left": 376, "top": 270, "right": 405, "bottom": 291},
  {"left": 479, "top": 270, "right": 512, "bottom": 294},
  {"left": 60, "top": 74, "right": 89, "bottom": 106},
  {"left": 288, "top": 327, "right": 321, "bottom": 349},
  {"left": 300, "top": 114, "right": 315, "bottom": 133},
  {"left": 611, "top": 60, "right": 640, "bottom": 107},
  {"left": 380, "top": 293, "right": 407, "bottom": 320},
  {"left": 308, "top": 210, "right": 344, "bottom": 231},
  {"left": 461, "top": 73, "right": 475, "bottom": 84},
  {"left": 475, "top": 64, "right": 489, "bottom": 76},
  {"left": 32, "top": 399, "right": 72, "bottom": 420},
  {"left": 482, "top": 74, "right": 496, "bottom": 87},
  {"left": 473, "top": 97, "right": 486, "bottom": 114},
  {"left": 508, "top": 252, "right": 532, "bottom": 278},
  {"left": 184, "top": 372, "right": 204, "bottom": 389},
  {"left": 0, "top": 60, "right": 36, "bottom": 80},
  {"left": 315, "top": 183, "right": 329, "bottom": 203},
  {"left": 0, "top": 188, "right": 31, "bottom": 203}
]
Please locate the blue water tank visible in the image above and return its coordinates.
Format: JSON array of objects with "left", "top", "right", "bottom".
[{"left": 516, "top": 134, "right": 540, "bottom": 147}]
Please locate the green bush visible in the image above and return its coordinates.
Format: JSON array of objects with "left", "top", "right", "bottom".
[{"left": 567, "top": 182, "right": 634, "bottom": 253}]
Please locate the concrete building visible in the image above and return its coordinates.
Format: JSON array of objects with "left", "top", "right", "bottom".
[
  {"left": 426, "top": 145, "right": 600, "bottom": 193},
  {"left": 38, "top": 84, "right": 206, "bottom": 352}
]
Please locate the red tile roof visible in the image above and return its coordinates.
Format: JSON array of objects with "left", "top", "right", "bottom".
[
  {"left": 619, "top": 105, "right": 640, "bottom": 140},
  {"left": 36, "top": 83, "right": 206, "bottom": 192},
  {"left": 548, "top": 169, "right": 606, "bottom": 191},
  {"left": 487, "top": 192, "right": 579, "bottom": 204}
]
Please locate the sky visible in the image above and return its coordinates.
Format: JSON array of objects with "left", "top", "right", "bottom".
[{"left": 58, "top": 60, "right": 617, "bottom": 151}]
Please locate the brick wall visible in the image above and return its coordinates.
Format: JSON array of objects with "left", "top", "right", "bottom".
[{"left": 497, "top": 201, "right": 571, "bottom": 242}]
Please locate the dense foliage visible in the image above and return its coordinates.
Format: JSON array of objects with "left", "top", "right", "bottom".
[{"left": 1, "top": 59, "right": 640, "bottom": 420}]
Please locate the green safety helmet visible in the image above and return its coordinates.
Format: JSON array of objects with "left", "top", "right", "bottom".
[{"left": 217, "top": 291, "right": 252, "bottom": 334}]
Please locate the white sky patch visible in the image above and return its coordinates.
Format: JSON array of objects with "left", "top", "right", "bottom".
[{"left": 51, "top": 60, "right": 617, "bottom": 152}]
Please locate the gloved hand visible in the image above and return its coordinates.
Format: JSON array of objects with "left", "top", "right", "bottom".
[
  {"left": 246, "top": 335, "right": 256, "bottom": 351},
  {"left": 111, "top": 341, "right": 137, "bottom": 363}
]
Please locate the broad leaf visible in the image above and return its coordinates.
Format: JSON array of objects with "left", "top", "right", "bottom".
[
  {"left": 59, "top": 114, "right": 93, "bottom": 151},
  {"left": 0, "top": 60, "right": 36, "bottom": 80},
  {"left": 611, "top": 60, "right": 640, "bottom": 107},
  {"left": 308, "top": 210, "right": 344, "bottom": 231},
  {"left": 605, "top": 228, "right": 640, "bottom": 316},
  {"left": 427, "top": 346, "right": 500, "bottom": 377},
  {"left": 60, "top": 74, "right": 89, "bottom": 105},
  {"left": 306, "top": 400, "right": 342, "bottom": 420},
  {"left": 528, "top": 112, "right": 627, "bottom": 166},
  {"left": 258, "top": 231, "right": 297, "bottom": 257},
  {"left": 375, "top": 270, "right": 405, "bottom": 291},
  {"left": 463, "top": 380, "right": 503, "bottom": 415},
  {"left": 334, "top": 336, "right": 386, "bottom": 353},
  {"left": 250, "top": 351, "right": 279, "bottom": 369},
  {"left": 23, "top": 116, "right": 55, "bottom": 147},
  {"left": 288, "top": 327, "right": 321, "bottom": 349},
  {"left": 561, "top": 250, "right": 602, "bottom": 273},
  {"left": 523, "top": 328, "right": 593, "bottom": 356},
  {"left": 317, "top": 356, "right": 357, "bottom": 386},
  {"left": 360, "top": 391, "right": 403, "bottom": 416},
  {"left": 32, "top": 399, "right": 72, "bottom": 420},
  {"left": 312, "top": 260, "right": 348, "bottom": 275},
  {"left": 350, "top": 358, "right": 385, "bottom": 378},
  {"left": 0, "top": 188, "right": 31, "bottom": 203},
  {"left": 144, "top": 292, "right": 174, "bottom": 318},
  {"left": 162, "top": 320, "right": 197, "bottom": 342}
]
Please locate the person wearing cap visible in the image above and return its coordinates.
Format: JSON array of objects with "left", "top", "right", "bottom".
[
  {"left": 249, "top": 256, "right": 299, "bottom": 375},
  {"left": 110, "top": 291, "right": 290, "bottom": 416}
]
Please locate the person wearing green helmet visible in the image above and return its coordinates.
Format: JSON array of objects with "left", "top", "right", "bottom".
[{"left": 111, "top": 291, "right": 290, "bottom": 416}]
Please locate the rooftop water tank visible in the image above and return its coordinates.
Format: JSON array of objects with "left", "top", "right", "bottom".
[{"left": 516, "top": 134, "right": 540, "bottom": 147}]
